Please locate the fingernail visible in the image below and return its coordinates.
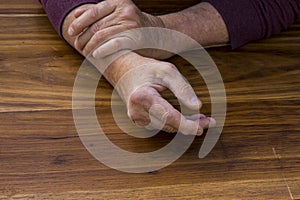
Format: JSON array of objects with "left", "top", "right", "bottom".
[
  {"left": 92, "top": 51, "right": 97, "bottom": 58},
  {"left": 197, "top": 128, "right": 203, "bottom": 136},
  {"left": 92, "top": 50, "right": 98, "bottom": 58},
  {"left": 68, "top": 27, "right": 74, "bottom": 36}
]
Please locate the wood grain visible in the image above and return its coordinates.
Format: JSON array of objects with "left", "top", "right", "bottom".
[{"left": 0, "top": 1, "right": 299, "bottom": 199}]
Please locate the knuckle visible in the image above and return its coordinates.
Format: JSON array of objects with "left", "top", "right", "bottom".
[
  {"left": 164, "top": 62, "right": 177, "bottom": 71},
  {"left": 135, "top": 119, "right": 151, "bottom": 127},
  {"left": 136, "top": 121, "right": 148, "bottom": 127},
  {"left": 111, "top": 38, "right": 122, "bottom": 48},
  {"left": 136, "top": 119, "right": 151, "bottom": 127},
  {"left": 94, "top": 31, "right": 104, "bottom": 42},
  {"left": 165, "top": 110, "right": 178, "bottom": 124},
  {"left": 83, "top": 42, "right": 96, "bottom": 56},
  {"left": 156, "top": 62, "right": 177, "bottom": 78},
  {"left": 90, "top": 23, "right": 100, "bottom": 34},
  {"left": 179, "top": 84, "right": 191, "bottom": 93},
  {"left": 161, "top": 62, "right": 176, "bottom": 73},
  {"left": 90, "top": 6, "right": 99, "bottom": 19},
  {"left": 126, "top": 21, "right": 139, "bottom": 29},
  {"left": 101, "top": 1, "right": 111, "bottom": 11},
  {"left": 127, "top": 110, "right": 150, "bottom": 126},
  {"left": 72, "top": 20, "right": 81, "bottom": 30},
  {"left": 129, "top": 90, "right": 148, "bottom": 105},
  {"left": 122, "top": 5, "right": 137, "bottom": 18}
]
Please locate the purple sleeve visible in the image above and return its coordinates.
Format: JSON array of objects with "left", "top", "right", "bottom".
[
  {"left": 203, "top": 0, "right": 300, "bottom": 49},
  {"left": 40, "top": 0, "right": 102, "bottom": 37}
]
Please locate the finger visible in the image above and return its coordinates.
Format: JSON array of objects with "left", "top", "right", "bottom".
[
  {"left": 185, "top": 114, "right": 216, "bottom": 128},
  {"left": 127, "top": 87, "right": 199, "bottom": 134},
  {"left": 74, "top": 12, "right": 117, "bottom": 51},
  {"left": 74, "top": 6, "right": 90, "bottom": 18},
  {"left": 92, "top": 36, "right": 135, "bottom": 58},
  {"left": 185, "top": 114, "right": 206, "bottom": 120},
  {"left": 125, "top": 89, "right": 178, "bottom": 134},
  {"left": 139, "top": 102, "right": 213, "bottom": 134},
  {"left": 144, "top": 116, "right": 177, "bottom": 133},
  {"left": 198, "top": 117, "right": 216, "bottom": 129},
  {"left": 144, "top": 103, "right": 168, "bottom": 132},
  {"left": 81, "top": 25, "right": 128, "bottom": 56},
  {"left": 68, "top": 1, "right": 116, "bottom": 36},
  {"left": 162, "top": 67, "right": 202, "bottom": 111},
  {"left": 148, "top": 98, "right": 205, "bottom": 135}
]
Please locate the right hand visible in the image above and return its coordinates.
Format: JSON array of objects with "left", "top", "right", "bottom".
[
  {"left": 68, "top": 0, "right": 165, "bottom": 57},
  {"left": 108, "top": 55, "right": 215, "bottom": 135}
]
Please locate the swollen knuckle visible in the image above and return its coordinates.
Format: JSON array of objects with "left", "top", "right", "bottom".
[
  {"left": 94, "top": 31, "right": 103, "bottom": 42},
  {"left": 101, "top": 1, "right": 112, "bottom": 11},
  {"left": 129, "top": 91, "right": 148, "bottom": 104},
  {"left": 112, "top": 38, "right": 122, "bottom": 48},
  {"left": 164, "top": 62, "right": 177, "bottom": 71},
  {"left": 156, "top": 63, "right": 177, "bottom": 78},
  {"left": 127, "top": 21, "right": 139, "bottom": 29},
  {"left": 179, "top": 84, "right": 191, "bottom": 93},
  {"left": 72, "top": 20, "right": 81, "bottom": 30},
  {"left": 90, "top": 6, "right": 99, "bottom": 18},
  {"left": 127, "top": 111, "right": 148, "bottom": 126},
  {"left": 90, "top": 23, "right": 100, "bottom": 34},
  {"left": 137, "top": 118, "right": 151, "bottom": 126},
  {"left": 123, "top": 5, "right": 137, "bottom": 18}
]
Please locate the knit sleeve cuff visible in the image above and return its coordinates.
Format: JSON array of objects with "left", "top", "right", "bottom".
[{"left": 202, "top": 0, "right": 262, "bottom": 49}]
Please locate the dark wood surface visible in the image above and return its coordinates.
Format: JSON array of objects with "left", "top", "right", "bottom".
[{"left": 0, "top": 1, "right": 299, "bottom": 199}]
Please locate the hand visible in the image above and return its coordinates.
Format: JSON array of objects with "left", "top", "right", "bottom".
[
  {"left": 104, "top": 55, "right": 215, "bottom": 135},
  {"left": 68, "top": 0, "right": 165, "bottom": 57},
  {"left": 62, "top": 7, "right": 214, "bottom": 136}
]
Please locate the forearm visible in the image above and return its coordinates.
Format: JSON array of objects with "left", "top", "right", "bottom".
[
  {"left": 43, "top": 1, "right": 215, "bottom": 135},
  {"left": 41, "top": 0, "right": 300, "bottom": 51},
  {"left": 159, "top": 2, "right": 229, "bottom": 48},
  {"left": 160, "top": 0, "right": 300, "bottom": 49}
]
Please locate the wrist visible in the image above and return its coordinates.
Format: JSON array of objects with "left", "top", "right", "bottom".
[
  {"left": 105, "top": 53, "right": 158, "bottom": 104},
  {"left": 143, "top": 12, "right": 165, "bottom": 28},
  {"left": 101, "top": 52, "right": 155, "bottom": 86},
  {"left": 158, "top": 2, "right": 229, "bottom": 47}
]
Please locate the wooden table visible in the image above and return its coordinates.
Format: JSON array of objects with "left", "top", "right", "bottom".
[{"left": 0, "top": 0, "right": 299, "bottom": 199}]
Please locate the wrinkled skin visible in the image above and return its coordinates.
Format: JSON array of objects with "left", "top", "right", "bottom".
[
  {"left": 68, "top": 0, "right": 165, "bottom": 57},
  {"left": 110, "top": 56, "right": 215, "bottom": 135},
  {"left": 63, "top": 1, "right": 217, "bottom": 135}
]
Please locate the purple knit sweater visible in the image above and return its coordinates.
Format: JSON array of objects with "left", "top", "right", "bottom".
[{"left": 40, "top": 0, "right": 300, "bottom": 49}]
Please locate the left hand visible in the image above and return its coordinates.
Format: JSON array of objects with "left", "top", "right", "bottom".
[
  {"left": 104, "top": 55, "right": 215, "bottom": 135},
  {"left": 68, "top": 0, "right": 165, "bottom": 56}
]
